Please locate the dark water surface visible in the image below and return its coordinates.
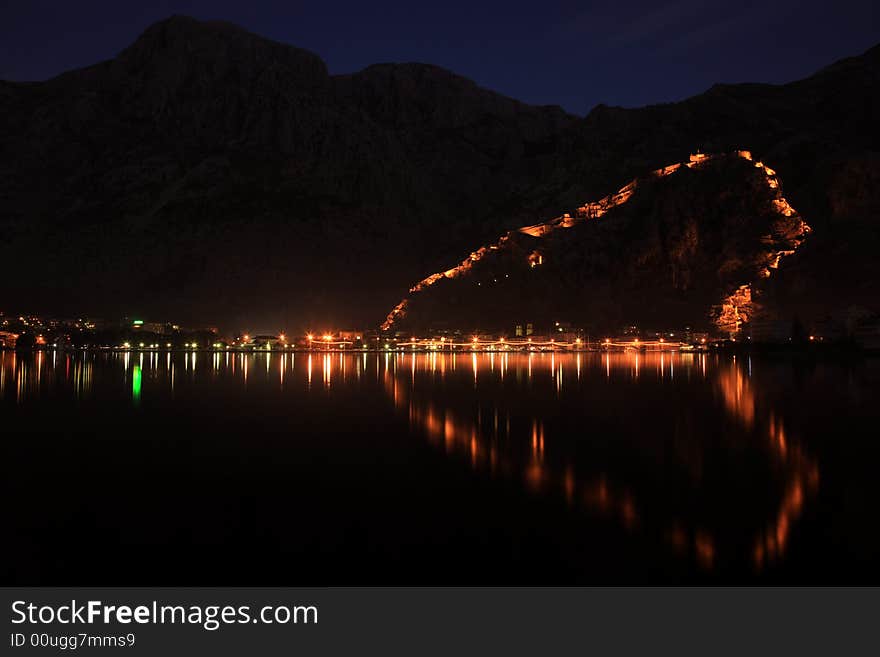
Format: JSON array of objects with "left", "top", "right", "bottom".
[{"left": 3, "top": 349, "right": 879, "bottom": 584}]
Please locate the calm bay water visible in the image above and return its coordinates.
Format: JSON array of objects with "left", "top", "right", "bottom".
[{"left": 3, "top": 349, "right": 879, "bottom": 584}]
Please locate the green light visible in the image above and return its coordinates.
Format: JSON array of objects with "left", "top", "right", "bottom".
[
  {"left": 132, "top": 320, "right": 144, "bottom": 326},
  {"left": 132, "top": 364, "right": 142, "bottom": 404}
]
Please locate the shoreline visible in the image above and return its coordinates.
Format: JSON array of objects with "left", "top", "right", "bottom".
[{"left": 2, "top": 344, "right": 873, "bottom": 356}]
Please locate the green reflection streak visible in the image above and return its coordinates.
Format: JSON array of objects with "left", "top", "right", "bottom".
[{"left": 132, "top": 364, "right": 142, "bottom": 404}]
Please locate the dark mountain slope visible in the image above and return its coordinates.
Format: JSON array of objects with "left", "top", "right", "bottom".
[
  {"left": 384, "top": 153, "right": 810, "bottom": 334},
  {"left": 1, "top": 16, "right": 878, "bottom": 331},
  {"left": 0, "top": 16, "right": 572, "bottom": 329},
  {"left": 382, "top": 45, "right": 880, "bottom": 333}
]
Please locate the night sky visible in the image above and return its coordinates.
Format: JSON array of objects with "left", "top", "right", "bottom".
[{"left": 2, "top": 0, "right": 877, "bottom": 114}]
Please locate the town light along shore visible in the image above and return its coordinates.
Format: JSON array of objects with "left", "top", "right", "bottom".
[{"left": 380, "top": 151, "right": 811, "bottom": 334}]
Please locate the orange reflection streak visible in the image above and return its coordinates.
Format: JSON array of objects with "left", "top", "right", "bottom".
[
  {"left": 716, "top": 364, "right": 756, "bottom": 429},
  {"left": 323, "top": 353, "right": 332, "bottom": 388},
  {"left": 387, "top": 352, "right": 820, "bottom": 573},
  {"left": 386, "top": 357, "right": 647, "bottom": 539},
  {"left": 716, "top": 361, "right": 819, "bottom": 570},
  {"left": 16, "top": 359, "right": 27, "bottom": 403},
  {"left": 0, "top": 351, "right": 823, "bottom": 576},
  {"left": 694, "top": 531, "right": 715, "bottom": 570},
  {"left": 564, "top": 467, "right": 576, "bottom": 503}
]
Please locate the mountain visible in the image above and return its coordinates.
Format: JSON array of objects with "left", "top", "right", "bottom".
[
  {"left": 383, "top": 152, "right": 810, "bottom": 334},
  {"left": 0, "top": 16, "right": 572, "bottom": 330},
  {"left": 1, "top": 15, "right": 878, "bottom": 333}
]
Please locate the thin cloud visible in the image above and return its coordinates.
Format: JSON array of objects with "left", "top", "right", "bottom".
[
  {"left": 602, "top": 0, "right": 708, "bottom": 47},
  {"left": 661, "top": 1, "right": 793, "bottom": 54},
  {"left": 555, "top": 0, "right": 793, "bottom": 53}
]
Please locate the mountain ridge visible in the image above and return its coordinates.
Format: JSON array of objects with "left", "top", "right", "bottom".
[
  {"left": 381, "top": 151, "right": 810, "bottom": 334},
  {"left": 1, "top": 16, "right": 878, "bottom": 332}
]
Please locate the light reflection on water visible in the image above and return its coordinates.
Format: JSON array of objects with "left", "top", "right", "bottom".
[
  {"left": 381, "top": 352, "right": 819, "bottom": 573},
  {"left": 0, "top": 349, "right": 865, "bottom": 579}
]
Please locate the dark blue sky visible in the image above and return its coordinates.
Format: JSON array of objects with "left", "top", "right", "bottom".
[{"left": 1, "top": 0, "right": 877, "bottom": 114}]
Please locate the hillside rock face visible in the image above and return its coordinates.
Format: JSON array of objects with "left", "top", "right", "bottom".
[
  {"left": 384, "top": 153, "right": 810, "bottom": 334},
  {"left": 0, "top": 16, "right": 878, "bottom": 331},
  {"left": 0, "top": 16, "right": 571, "bottom": 329}
]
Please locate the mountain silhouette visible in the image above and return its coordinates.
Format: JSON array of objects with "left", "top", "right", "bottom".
[{"left": 1, "top": 15, "right": 877, "bottom": 332}]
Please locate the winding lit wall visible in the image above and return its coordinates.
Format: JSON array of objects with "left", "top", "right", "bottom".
[{"left": 382, "top": 151, "right": 811, "bottom": 334}]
